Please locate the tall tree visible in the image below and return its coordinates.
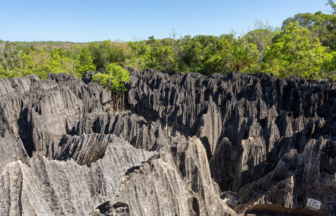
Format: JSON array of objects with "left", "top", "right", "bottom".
[
  {"left": 226, "top": 45, "right": 254, "bottom": 72},
  {"left": 263, "top": 22, "right": 333, "bottom": 79},
  {"left": 242, "top": 20, "right": 276, "bottom": 68},
  {"left": 78, "top": 47, "right": 96, "bottom": 75}
]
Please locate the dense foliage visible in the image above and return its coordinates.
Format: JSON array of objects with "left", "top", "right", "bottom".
[
  {"left": 1, "top": 0, "right": 336, "bottom": 82},
  {"left": 92, "top": 63, "right": 129, "bottom": 92}
]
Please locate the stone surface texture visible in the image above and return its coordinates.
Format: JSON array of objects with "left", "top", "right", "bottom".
[{"left": 0, "top": 69, "right": 335, "bottom": 216}]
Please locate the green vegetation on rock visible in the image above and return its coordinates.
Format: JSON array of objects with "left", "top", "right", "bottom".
[{"left": 92, "top": 63, "right": 129, "bottom": 92}]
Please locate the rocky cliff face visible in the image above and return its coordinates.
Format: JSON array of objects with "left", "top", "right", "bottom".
[{"left": 0, "top": 69, "right": 335, "bottom": 216}]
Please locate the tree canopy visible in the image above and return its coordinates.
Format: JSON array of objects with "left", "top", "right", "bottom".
[
  {"left": 92, "top": 63, "right": 130, "bottom": 92},
  {"left": 1, "top": 0, "right": 336, "bottom": 83}
]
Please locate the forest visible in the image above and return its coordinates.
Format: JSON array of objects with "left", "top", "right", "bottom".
[{"left": 2, "top": 0, "right": 336, "bottom": 81}]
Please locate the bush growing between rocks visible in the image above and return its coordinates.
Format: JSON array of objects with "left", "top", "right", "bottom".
[{"left": 92, "top": 63, "right": 129, "bottom": 92}]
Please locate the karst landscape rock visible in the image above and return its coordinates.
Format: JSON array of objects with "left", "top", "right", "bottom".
[{"left": 0, "top": 69, "right": 335, "bottom": 216}]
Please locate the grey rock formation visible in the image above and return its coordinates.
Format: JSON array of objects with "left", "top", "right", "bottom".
[
  {"left": 0, "top": 134, "right": 154, "bottom": 216},
  {"left": 92, "top": 137, "right": 237, "bottom": 216},
  {"left": 0, "top": 72, "right": 236, "bottom": 216},
  {"left": 73, "top": 111, "right": 168, "bottom": 151},
  {"left": 0, "top": 129, "right": 30, "bottom": 174},
  {"left": 238, "top": 138, "right": 336, "bottom": 216},
  {"left": 0, "top": 69, "right": 335, "bottom": 216},
  {"left": 0, "top": 74, "right": 39, "bottom": 95},
  {"left": 127, "top": 69, "right": 336, "bottom": 216}
]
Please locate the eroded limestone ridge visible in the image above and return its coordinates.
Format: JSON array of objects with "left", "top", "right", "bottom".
[
  {"left": 0, "top": 69, "right": 335, "bottom": 216},
  {"left": 127, "top": 69, "right": 336, "bottom": 216}
]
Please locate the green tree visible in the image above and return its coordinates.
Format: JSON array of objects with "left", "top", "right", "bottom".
[
  {"left": 21, "top": 49, "right": 49, "bottom": 79},
  {"left": 48, "top": 48, "right": 68, "bottom": 73},
  {"left": 282, "top": 13, "right": 316, "bottom": 30},
  {"left": 157, "top": 46, "right": 178, "bottom": 71},
  {"left": 203, "top": 36, "right": 233, "bottom": 74},
  {"left": 263, "top": 22, "right": 332, "bottom": 79},
  {"left": 92, "top": 63, "right": 130, "bottom": 92},
  {"left": 226, "top": 45, "right": 254, "bottom": 72},
  {"left": 89, "top": 40, "right": 129, "bottom": 70},
  {"left": 125, "top": 41, "right": 151, "bottom": 71},
  {"left": 78, "top": 47, "right": 96, "bottom": 76},
  {"left": 0, "top": 40, "right": 25, "bottom": 78},
  {"left": 281, "top": 9, "right": 336, "bottom": 50},
  {"left": 242, "top": 20, "right": 277, "bottom": 68}
]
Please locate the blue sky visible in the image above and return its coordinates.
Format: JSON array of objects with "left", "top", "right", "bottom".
[{"left": 0, "top": 0, "right": 331, "bottom": 42}]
